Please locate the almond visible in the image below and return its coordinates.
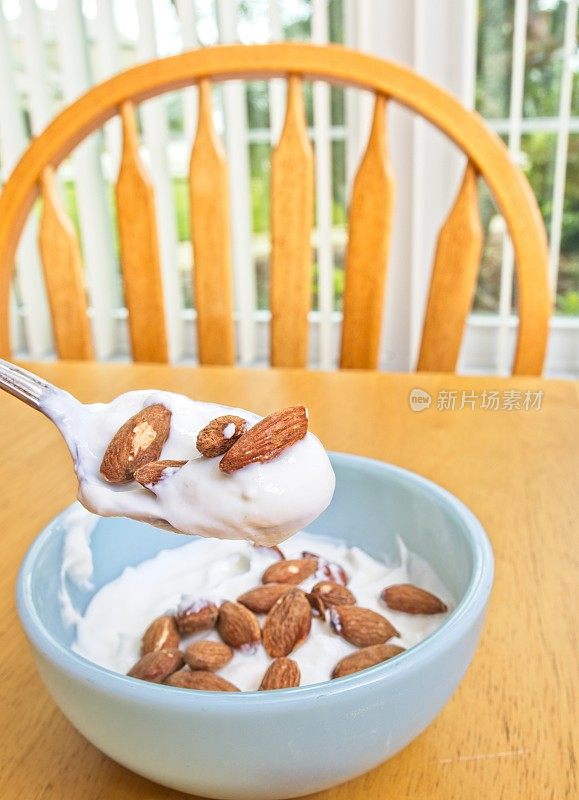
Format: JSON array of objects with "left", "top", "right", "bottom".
[
  {"left": 237, "top": 583, "right": 291, "bottom": 614},
  {"left": 259, "top": 658, "right": 301, "bottom": 690},
  {"left": 140, "top": 614, "right": 180, "bottom": 656},
  {"left": 175, "top": 599, "right": 219, "bottom": 635},
  {"left": 306, "top": 591, "right": 326, "bottom": 620},
  {"left": 311, "top": 581, "right": 356, "bottom": 607},
  {"left": 134, "top": 459, "right": 186, "bottom": 487},
  {"left": 196, "top": 415, "right": 248, "bottom": 458},
  {"left": 165, "top": 669, "right": 239, "bottom": 692},
  {"left": 262, "top": 558, "right": 318, "bottom": 585},
  {"left": 302, "top": 551, "right": 349, "bottom": 586},
  {"left": 100, "top": 404, "right": 172, "bottom": 483},
  {"left": 217, "top": 601, "right": 261, "bottom": 649},
  {"left": 184, "top": 641, "right": 233, "bottom": 672},
  {"left": 331, "top": 644, "right": 406, "bottom": 679},
  {"left": 219, "top": 406, "right": 308, "bottom": 474},
  {"left": 329, "top": 606, "right": 399, "bottom": 647},
  {"left": 381, "top": 584, "right": 448, "bottom": 615},
  {"left": 127, "top": 648, "right": 184, "bottom": 683},
  {"left": 262, "top": 588, "right": 311, "bottom": 658}
]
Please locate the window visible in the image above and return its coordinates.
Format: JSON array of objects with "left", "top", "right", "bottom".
[{"left": 1, "top": 0, "right": 578, "bottom": 373}]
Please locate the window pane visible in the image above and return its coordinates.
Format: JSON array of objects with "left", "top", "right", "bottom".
[
  {"left": 330, "top": 86, "right": 345, "bottom": 126},
  {"left": 238, "top": 0, "right": 269, "bottom": 43},
  {"left": 195, "top": 0, "right": 218, "bottom": 46},
  {"left": 474, "top": 131, "right": 558, "bottom": 313},
  {"left": 474, "top": 179, "right": 503, "bottom": 313},
  {"left": 246, "top": 81, "right": 270, "bottom": 129},
  {"left": 521, "top": 131, "right": 557, "bottom": 229},
  {"left": 523, "top": 0, "right": 567, "bottom": 118},
  {"left": 477, "top": 0, "right": 571, "bottom": 120},
  {"left": 281, "top": 0, "right": 311, "bottom": 38},
  {"left": 331, "top": 139, "right": 346, "bottom": 312},
  {"left": 476, "top": 0, "right": 514, "bottom": 119},
  {"left": 556, "top": 133, "right": 579, "bottom": 313},
  {"left": 250, "top": 142, "right": 271, "bottom": 311},
  {"left": 571, "top": 15, "right": 579, "bottom": 115},
  {"left": 328, "top": 0, "right": 343, "bottom": 43}
]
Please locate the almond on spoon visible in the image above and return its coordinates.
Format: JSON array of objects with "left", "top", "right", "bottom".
[
  {"left": 100, "top": 404, "right": 171, "bottom": 483},
  {"left": 219, "top": 405, "right": 308, "bottom": 473},
  {"left": 134, "top": 459, "right": 186, "bottom": 488},
  {"left": 196, "top": 415, "right": 248, "bottom": 457}
]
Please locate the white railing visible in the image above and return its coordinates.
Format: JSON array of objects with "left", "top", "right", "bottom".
[{"left": 0, "top": 0, "right": 578, "bottom": 375}]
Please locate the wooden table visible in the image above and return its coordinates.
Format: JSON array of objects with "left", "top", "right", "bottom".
[{"left": 0, "top": 363, "right": 576, "bottom": 800}]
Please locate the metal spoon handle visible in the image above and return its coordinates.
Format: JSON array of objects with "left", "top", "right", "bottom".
[{"left": 0, "top": 358, "right": 56, "bottom": 410}]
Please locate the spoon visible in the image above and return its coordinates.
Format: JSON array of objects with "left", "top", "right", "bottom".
[
  {"left": 0, "top": 358, "right": 184, "bottom": 532},
  {"left": 0, "top": 359, "right": 336, "bottom": 545},
  {"left": 0, "top": 357, "right": 57, "bottom": 411}
]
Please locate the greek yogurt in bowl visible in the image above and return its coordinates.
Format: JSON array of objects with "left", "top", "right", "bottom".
[{"left": 63, "top": 509, "right": 453, "bottom": 690}]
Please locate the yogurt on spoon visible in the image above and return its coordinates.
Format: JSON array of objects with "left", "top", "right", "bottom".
[{"left": 41, "top": 389, "right": 335, "bottom": 546}]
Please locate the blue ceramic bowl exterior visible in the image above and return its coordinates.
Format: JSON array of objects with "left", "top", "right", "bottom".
[{"left": 17, "top": 453, "right": 493, "bottom": 799}]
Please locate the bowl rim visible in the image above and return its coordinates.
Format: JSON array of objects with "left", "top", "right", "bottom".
[{"left": 16, "top": 451, "right": 494, "bottom": 708}]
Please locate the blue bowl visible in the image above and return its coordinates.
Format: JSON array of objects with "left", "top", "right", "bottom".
[{"left": 17, "top": 453, "right": 493, "bottom": 799}]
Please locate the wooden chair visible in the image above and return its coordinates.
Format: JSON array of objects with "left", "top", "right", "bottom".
[{"left": 0, "top": 43, "right": 551, "bottom": 374}]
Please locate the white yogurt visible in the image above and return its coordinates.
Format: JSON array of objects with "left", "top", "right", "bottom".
[
  {"left": 58, "top": 504, "right": 100, "bottom": 627},
  {"left": 71, "top": 526, "right": 453, "bottom": 690},
  {"left": 41, "top": 389, "right": 335, "bottom": 546}
]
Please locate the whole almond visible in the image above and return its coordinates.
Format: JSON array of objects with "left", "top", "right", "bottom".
[
  {"left": 302, "top": 551, "right": 349, "bottom": 586},
  {"left": 175, "top": 599, "right": 219, "bottom": 635},
  {"left": 329, "top": 606, "right": 399, "bottom": 647},
  {"left": 134, "top": 459, "right": 186, "bottom": 487},
  {"left": 219, "top": 406, "right": 308, "bottom": 474},
  {"left": 262, "top": 588, "right": 311, "bottom": 658},
  {"left": 237, "top": 583, "right": 291, "bottom": 614},
  {"left": 165, "top": 669, "right": 239, "bottom": 692},
  {"left": 381, "top": 584, "right": 448, "bottom": 615},
  {"left": 262, "top": 558, "right": 318, "bottom": 585},
  {"left": 100, "top": 404, "right": 172, "bottom": 483},
  {"left": 196, "top": 415, "right": 248, "bottom": 458},
  {"left": 311, "top": 581, "right": 356, "bottom": 607},
  {"left": 218, "top": 601, "right": 261, "bottom": 649},
  {"left": 140, "top": 614, "right": 180, "bottom": 656},
  {"left": 184, "top": 641, "right": 233, "bottom": 672},
  {"left": 259, "top": 658, "right": 301, "bottom": 690},
  {"left": 127, "top": 648, "right": 184, "bottom": 683},
  {"left": 306, "top": 591, "right": 326, "bottom": 620},
  {"left": 331, "top": 644, "right": 406, "bottom": 679}
]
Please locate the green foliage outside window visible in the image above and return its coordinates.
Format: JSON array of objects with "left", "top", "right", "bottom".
[{"left": 476, "top": 0, "right": 579, "bottom": 314}]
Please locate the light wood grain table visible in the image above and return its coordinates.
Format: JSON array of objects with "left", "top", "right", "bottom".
[{"left": 0, "top": 363, "right": 576, "bottom": 800}]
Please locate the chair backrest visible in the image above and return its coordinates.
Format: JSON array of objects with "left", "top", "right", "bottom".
[{"left": 0, "top": 43, "right": 551, "bottom": 374}]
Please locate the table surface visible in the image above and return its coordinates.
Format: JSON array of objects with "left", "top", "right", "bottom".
[{"left": 0, "top": 363, "right": 576, "bottom": 800}]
